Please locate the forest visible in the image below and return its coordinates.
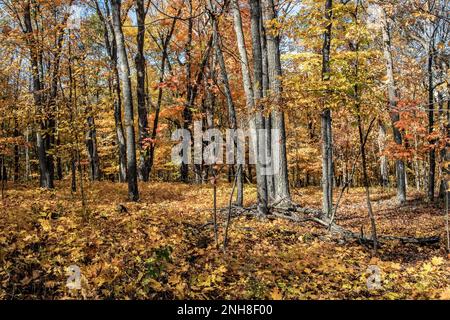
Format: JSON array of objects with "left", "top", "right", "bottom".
[{"left": 0, "top": 0, "right": 449, "bottom": 300}]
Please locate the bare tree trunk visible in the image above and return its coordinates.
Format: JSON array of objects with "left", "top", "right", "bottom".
[
  {"left": 23, "top": 1, "right": 53, "bottom": 189},
  {"left": 265, "top": 114, "right": 275, "bottom": 200},
  {"left": 96, "top": 0, "right": 127, "bottom": 182},
  {"left": 111, "top": 0, "right": 139, "bottom": 201},
  {"left": 261, "top": 0, "right": 291, "bottom": 206},
  {"left": 438, "top": 92, "right": 447, "bottom": 199},
  {"left": 231, "top": 0, "right": 268, "bottom": 214},
  {"left": 85, "top": 104, "right": 101, "bottom": 181},
  {"left": 249, "top": 0, "right": 269, "bottom": 209},
  {"left": 85, "top": 116, "right": 100, "bottom": 181},
  {"left": 378, "top": 120, "right": 389, "bottom": 187},
  {"left": 428, "top": 49, "right": 435, "bottom": 202},
  {"left": 380, "top": 7, "right": 406, "bottom": 203},
  {"left": 25, "top": 127, "right": 30, "bottom": 181},
  {"left": 13, "top": 122, "right": 19, "bottom": 182},
  {"left": 354, "top": 2, "right": 377, "bottom": 254},
  {"left": 358, "top": 113, "right": 378, "bottom": 255},
  {"left": 443, "top": 95, "right": 450, "bottom": 203},
  {"left": 114, "top": 80, "right": 128, "bottom": 183},
  {"left": 321, "top": 109, "right": 333, "bottom": 215},
  {"left": 181, "top": 0, "right": 194, "bottom": 183},
  {"left": 210, "top": 7, "right": 243, "bottom": 206},
  {"left": 321, "top": 0, "right": 333, "bottom": 217},
  {"left": 135, "top": 0, "right": 150, "bottom": 181}
]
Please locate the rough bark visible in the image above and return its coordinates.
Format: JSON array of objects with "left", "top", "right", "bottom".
[
  {"left": 249, "top": 0, "right": 269, "bottom": 209},
  {"left": 261, "top": 0, "right": 291, "bottom": 205}
]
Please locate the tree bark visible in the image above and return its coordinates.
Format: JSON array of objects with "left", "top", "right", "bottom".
[
  {"left": 96, "top": 0, "right": 127, "bottom": 182},
  {"left": 23, "top": 1, "right": 53, "bottom": 189},
  {"left": 180, "top": 1, "right": 195, "bottom": 183},
  {"left": 427, "top": 47, "right": 435, "bottom": 202},
  {"left": 321, "top": 0, "right": 333, "bottom": 217},
  {"left": 231, "top": 0, "right": 268, "bottom": 214},
  {"left": 261, "top": 0, "right": 291, "bottom": 205},
  {"left": 210, "top": 8, "right": 244, "bottom": 206},
  {"left": 249, "top": 0, "right": 269, "bottom": 208},
  {"left": 85, "top": 95, "right": 101, "bottom": 181},
  {"left": 111, "top": 0, "right": 139, "bottom": 201},
  {"left": 377, "top": 120, "right": 389, "bottom": 187},
  {"left": 380, "top": 7, "right": 406, "bottom": 203},
  {"left": 135, "top": 0, "right": 151, "bottom": 181}
]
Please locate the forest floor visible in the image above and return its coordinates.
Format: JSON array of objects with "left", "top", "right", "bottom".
[{"left": 0, "top": 180, "right": 449, "bottom": 300}]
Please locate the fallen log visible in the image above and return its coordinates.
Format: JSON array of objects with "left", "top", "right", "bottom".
[
  {"left": 275, "top": 206, "right": 441, "bottom": 247},
  {"left": 222, "top": 204, "right": 441, "bottom": 248}
]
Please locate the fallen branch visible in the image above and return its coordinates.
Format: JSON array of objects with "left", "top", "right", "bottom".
[{"left": 218, "top": 204, "right": 441, "bottom": 248}]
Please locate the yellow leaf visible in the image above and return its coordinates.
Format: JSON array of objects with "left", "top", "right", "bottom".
[
  {"left": 431, "top": 256, "right": 444, "bottom": 266},
  {"left": 440, "top": 287, "right": 450, "bottom": 300},
  {"left": 422, "top": 262, "right": 433, "bottom": 273},
  {"left": 270, "top": 287, "right": 283, "bottom": 300},
  {"left": 38, "top": 219, "right": 51, "bottom": 232}
]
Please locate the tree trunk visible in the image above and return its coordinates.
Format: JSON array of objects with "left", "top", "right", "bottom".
[
  {"left": 13, "top": 123, "right": 19, "bottom": 182},
  {"left": 86, "top": 109, "right": 100, "bottom": 181},
  {"left": 321, "top": 109, "right": 333, "bottom": 216},
  {"left": 249, "top": 0, "right": 269, "bottom": 209},
  {"left": 96, "top": 0, "right": 127, "bottom": 182},
  {"left": 378, "top": 120, "right": 389, "bottom": 187},
  {"left": 358, "top": 114, "right": 378, "bottom": 255},
  {"left": 261, "top": 0, "right": 291, "bottom": 205},
  {"left": 231, "top": 0, "right": 268, "bottom": 214},
  {"left": 438, "top": 92, "right": 447, "bottom": 199},
  {"left": 111, "top": 0, "right": 139, "bottom": 201},
  {"left": 428, "top": 49, "right": 435, "bottom": 202},
  {"left": 211, "top": 9, "right": 243, "bottom": 206},
  {"left": 25, "top": 127, "right": 30, "bottom": 181},
  {"left": 321, "top": 0, "right": 333, "bottom": 217},
  {"left": 380, "top": 7, "right": 406, "bottom": 203},
  {"left": 23, "top": 1, "right": 53, "bottom": 189},
  {"left": 135, "top": 0, "right": 150, "bottom": 181}
]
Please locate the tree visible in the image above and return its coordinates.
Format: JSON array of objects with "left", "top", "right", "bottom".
[
  {"left": 321, "top": 0, "right": 334, "bottom": 217},
  {"left": 208, "top": 0, "right": 244, "bottom": 206},
  {"left": 22, "top": 1, "right": 53, "bottom": 188},
  {"left": 231, "top": 0, "right": 268, "bottom": 214},
  {"left": 135, "top": 0, "right": 151, "bottom": 181},
  {"left": 379, "top": 4, "right": 407, "bottom": 203},
  {"left": 95, "top": 0, "right": 127, "bottom": 182},
  {"left": 261, "top": 0, "right": 291, "bottom": 206},
  {"left": 110, "top": 0, "right": 139, "bottom": 201}
]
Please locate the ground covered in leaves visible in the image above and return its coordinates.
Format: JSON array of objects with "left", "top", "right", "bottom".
[{"left": 0, "top": 181, "right": 449, "bottom": 300}]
